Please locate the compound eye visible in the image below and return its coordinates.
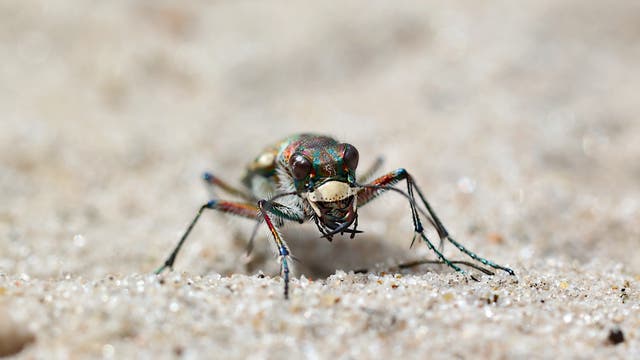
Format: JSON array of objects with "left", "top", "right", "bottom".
[
  {"left": 343, "top": 144, "right": 359, "bottom": 171},
  {"left": 289, "top": 154, "right": 312, "bottom": 180}
]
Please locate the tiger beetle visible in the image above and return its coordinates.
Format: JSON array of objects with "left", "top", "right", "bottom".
[{"left": 155, "top": 134, "right": 515, "bottom": 299}]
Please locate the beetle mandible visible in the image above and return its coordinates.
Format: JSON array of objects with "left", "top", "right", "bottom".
[{"left": 155, "top": 134, "right": 515, "bottom": 299}]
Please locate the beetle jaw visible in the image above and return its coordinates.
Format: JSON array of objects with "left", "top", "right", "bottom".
[{"left": 303, "top": 181, "right": 359, "bottom": 229}]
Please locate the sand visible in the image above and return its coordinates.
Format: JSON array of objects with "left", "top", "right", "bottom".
[{"left": 1, "top": 1, "right": 639, "bottom": 358}]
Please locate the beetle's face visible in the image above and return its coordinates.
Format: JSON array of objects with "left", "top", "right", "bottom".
[{"left": 288, "top": 143, "right": 359, "bottom": 234}]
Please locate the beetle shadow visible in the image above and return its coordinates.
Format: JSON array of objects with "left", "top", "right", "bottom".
[{"left": 243, "top": 227, "right": 415, "bottom": 279}]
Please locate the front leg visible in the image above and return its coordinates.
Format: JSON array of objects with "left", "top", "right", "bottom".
[
  {"left": 257, "top": 199, "right": 305, "bottom": 300},
  {"left": 357, "top": 168, "right": 515, "bottom": 277}
]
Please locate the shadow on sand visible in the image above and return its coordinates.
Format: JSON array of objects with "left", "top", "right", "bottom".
[{"left": 241, "top": 227, "right": 450, "bottom": 280}]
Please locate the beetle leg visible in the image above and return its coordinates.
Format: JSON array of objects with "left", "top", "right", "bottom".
[
  {"left": 257, "top": 199, "right": 305, "bottom": 300},
  {"left": 201, "top": 172, "right": 264, "bottom": 255},
  {"left": 155, "top": 200, "right": 260, "bottom": 275},
  {"left": 357, "top": 169, "right": 515, "bottom": 277},
  {"left": 202, "top": 171, "right": 256, "bottom": 202},
  {"left": 246, "top": 195, "right": 305, "bottom": 256},
  {"left": 357, "top": 168, "right": 437, "bottom": 231},
  {"left": 156, "top": 194, "right": 304, "bottom": 299},
  {"left": 357, "top": 170, "right": 465, "bottom": 275},
  {"left": 409, "top": 178, "right": 516, "bottom": 275}
]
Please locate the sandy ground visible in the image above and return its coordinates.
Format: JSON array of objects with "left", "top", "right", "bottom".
[{"left": 1, "top": 1, "right": 639, "bottom": 358}]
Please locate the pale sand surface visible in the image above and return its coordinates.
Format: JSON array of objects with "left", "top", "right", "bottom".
[{"left": 1, "top": 1, "right": 639, "bottom": 358}]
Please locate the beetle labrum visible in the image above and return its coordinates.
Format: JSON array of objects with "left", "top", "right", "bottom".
[{"left": 155, "top": 134, "right": 515, "bottom": 298}]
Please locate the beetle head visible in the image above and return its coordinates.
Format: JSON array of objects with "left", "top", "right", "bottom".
[{"left": 287, "top": 143, "right": 360, "bottom": 238}]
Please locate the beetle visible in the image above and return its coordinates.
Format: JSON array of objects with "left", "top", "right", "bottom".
[{"left": 155, "top": 134, "right": 515, "bottom": 299}]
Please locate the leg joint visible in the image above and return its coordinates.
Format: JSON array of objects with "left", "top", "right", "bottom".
[
  {"left": 202, "top": 172, "right": 214, "bottom": 181},
  {"left": 279, "top": 247, "right": 290, "bottom": 256}
]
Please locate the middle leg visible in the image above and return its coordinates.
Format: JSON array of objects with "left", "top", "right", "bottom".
[
  {"left": 155, "top": 196, "right": 306, "bottom": 299},
  {"left": 202, "top": 172, "right": 256, "bottom": 202}
]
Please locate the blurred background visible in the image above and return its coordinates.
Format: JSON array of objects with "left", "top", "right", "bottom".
[{"left": 1, "top": 0, "right": 639, "bottom": 280}]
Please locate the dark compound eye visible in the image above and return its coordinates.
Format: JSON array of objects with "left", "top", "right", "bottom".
[
  {"left": 343, "top": 144, "right": 359, "bottom": 171},
  {"left": 289, "top": 154, "right": 312, "bottom": 180}
]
